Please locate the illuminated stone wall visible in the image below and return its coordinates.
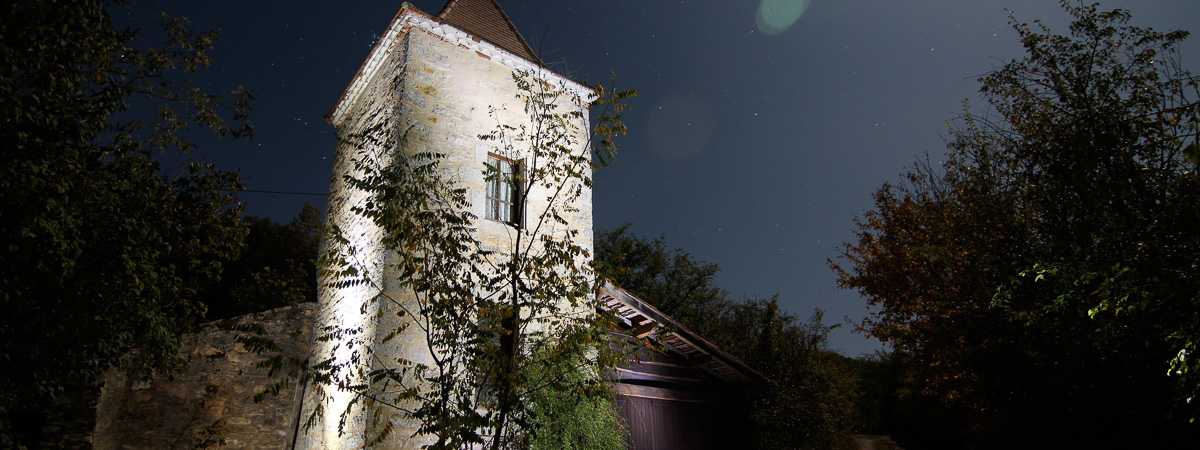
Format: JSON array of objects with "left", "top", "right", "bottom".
[
  {"left": 90, "top": 8, "right": 596, "bottom": 450},
  {"left": 92, "top": 303, "right": 316, "bottom": 450},
  {"left": 297, "top": 19, "right": 595, "bottom": 450},
  {"left": 397, "top": 27, "right": 594, "bottom": 258},
  {"left": 292, "top": 22, "right": 407, "bottom": 450}
]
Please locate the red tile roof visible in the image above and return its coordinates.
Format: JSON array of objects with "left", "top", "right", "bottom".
[
  {"left": 437, "top": 0, "right": 541, "bottom": 64},
  {"left": 327, "top": 1, "right": 584, "bottom": 122}
]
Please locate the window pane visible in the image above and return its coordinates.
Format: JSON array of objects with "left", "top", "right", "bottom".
[
  {"left": 500, "top": 176, "right": 511, "bottom": 203},
  {"left": 485, "top": 155, "right": 522, "bottom": 226},
  {"left": 485, "top": 159, "right": 498, "bottom": 220},
  {"left": 510, "top": 162, "right": 521, "bottom": 227}
]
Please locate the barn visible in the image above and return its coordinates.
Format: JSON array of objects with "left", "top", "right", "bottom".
[{"left": 601, "top": 283, "right": 767, "bottom": 450}]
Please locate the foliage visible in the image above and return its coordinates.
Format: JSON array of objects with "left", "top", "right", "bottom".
[
  {"left": 594, "top": 225, "right": 727, "bottom": 338},
  {"left": 844, "top": 352, "right": 971, "bottom": 450},
  {"left": 833, "top": 2, "right": 1200, "bottom": 448},
  {"left": 595, "top": 227, "right": 860, "bottom": 450},
  {"left": 0, "top": 0, "right": 252, "bottom": 447},
  {"left": 739, "top": 303, "right": 858, "bottom": 450},
  {"left": 308, "top": 69, "right": 634, "bottom": 449},
  {"left": 525, "top": 348, "right": 625, "bottom": 450},
  {"left": 208, "top": 204, "right": 323, "bottom": 319}
]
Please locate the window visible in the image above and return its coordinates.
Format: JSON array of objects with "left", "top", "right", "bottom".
[{"left": 485, "top": 154, "right": 522, "bottom": 227}]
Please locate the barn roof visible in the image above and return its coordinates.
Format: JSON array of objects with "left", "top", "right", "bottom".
[
  {"left": 436, "top": 0, "right": 542, "bottom": 64},
  {"left": 599, "top": 282, "right": 769, "bottom": 385}
]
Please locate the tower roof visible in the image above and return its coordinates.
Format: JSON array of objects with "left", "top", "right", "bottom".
[
  {"left": 328, "top": 1, "right": 594, "bottom": 123},
  {"left": 436, "top": 0, "right": 541, "bottom": 64}
]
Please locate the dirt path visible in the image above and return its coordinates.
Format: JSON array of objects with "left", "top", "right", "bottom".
[{"left": 851, "top": 435, "right": 903, "bottom": 450}]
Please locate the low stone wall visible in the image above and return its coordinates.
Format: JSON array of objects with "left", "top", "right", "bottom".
[{"left": 93, "top": 303, "right": 316, "bottom": 450}]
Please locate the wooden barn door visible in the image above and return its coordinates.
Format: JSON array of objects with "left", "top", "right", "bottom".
[{"left": 615, "top": 385, "right": 731, "bottom": 450}]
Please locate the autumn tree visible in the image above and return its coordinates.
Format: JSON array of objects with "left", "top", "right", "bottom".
[
  {"left": 0, "top": 0, "right": 252, "bottom": 447},
  {"left": 834, "top": 2, "right": 1200, "bottom": 448}
]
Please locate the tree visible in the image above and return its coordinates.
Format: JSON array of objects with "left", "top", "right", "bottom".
[
  {"left": 524, "top": 348, "right": 626, "bottom": 450},
  {"left": 307, "top": 69, "right": 634, "bottom": 449},
  {"left": 0, "top": 1, "right": 252, "bottom": 446},
  {"left": 595, "top": 227, "right": 860, "bottom": 450},
  {"left": 593, "top": 225, "right": 729, "bottom": 338},
  {"left": 843, "top": 352, "right": 972, "bottom": 450},
  {"left": 834, "top": 2, "right": 1200, "bottom": 448},
  {"left": 207, "top": 204, "right": 323, "bottom": 320}
]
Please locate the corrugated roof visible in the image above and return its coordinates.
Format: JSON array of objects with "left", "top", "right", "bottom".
[{"left": 437, "top": 0, "right": 541, "bottom": 64}]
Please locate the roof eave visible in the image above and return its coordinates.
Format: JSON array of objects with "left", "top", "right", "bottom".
[
  {"left": 325, "top": 4, "right": 596, "bottom": 126},
  {"left": 600, "top": 281, "right": 771, "bottom": 386}
]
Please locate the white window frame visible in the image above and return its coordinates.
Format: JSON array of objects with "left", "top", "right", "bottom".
[{"left": 484, "top": 154, "right": 523, "bottom": 228}]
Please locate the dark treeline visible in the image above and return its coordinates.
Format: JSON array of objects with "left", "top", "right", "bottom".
[
  {"left": 2, "top": 194, "right": 320, "bottom": 447},
  {"left": 595, "top": 226, "right": 861, "bottom": 450},
  {"left": 594, "top": 228, "right": 993, "bottom": 450},
  {"left": 0, "top": 0, "right": 320, "bottom": 445},
  {"left": 0, "top": 0, "right": 253, "bottom": 446},
  {"left": 205, "top": 204, "right": 322, "bottom": 320},
  {"left": 834, "top": 3, "right": 1200, "bottom": 449}
]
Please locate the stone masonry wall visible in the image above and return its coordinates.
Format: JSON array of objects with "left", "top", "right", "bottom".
[
  {"left": 293, "top": 20, "right": 409, "bottom": 450},
  {"left": 92, "top": 303, "right": 316, "bottom": 450},
  {"left": 91, "top": 10, "right": 597, "bottom": 450},
  {"left": 364, "top": 27, "right": 596, "bottom": 449},
  {"left": 397, "top": 27, "right": 594, "bottom": 255},
  {"left": 299, "top": 16, "right": 595, "bottom": 450}
]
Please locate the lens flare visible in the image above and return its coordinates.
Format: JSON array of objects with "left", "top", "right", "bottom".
[{"left": 756, "top": 0, "right": 811, "bottom": 35}]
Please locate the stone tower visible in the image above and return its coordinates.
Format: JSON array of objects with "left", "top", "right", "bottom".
[{"left": 295, "top": 1, "right": 596, "bottom": 448}]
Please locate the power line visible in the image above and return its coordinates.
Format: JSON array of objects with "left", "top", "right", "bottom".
[{"left": 236, "top": 190, "right": 328, "bottom": 196}]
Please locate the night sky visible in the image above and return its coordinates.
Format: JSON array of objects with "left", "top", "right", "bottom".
[{"left": 125, "top": 1, "right": 1199, "bottom": 356}]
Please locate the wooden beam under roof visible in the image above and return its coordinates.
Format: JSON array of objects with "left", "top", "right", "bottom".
[{"left": 598, "top": 282, "right": 769, "bottom": 385}]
